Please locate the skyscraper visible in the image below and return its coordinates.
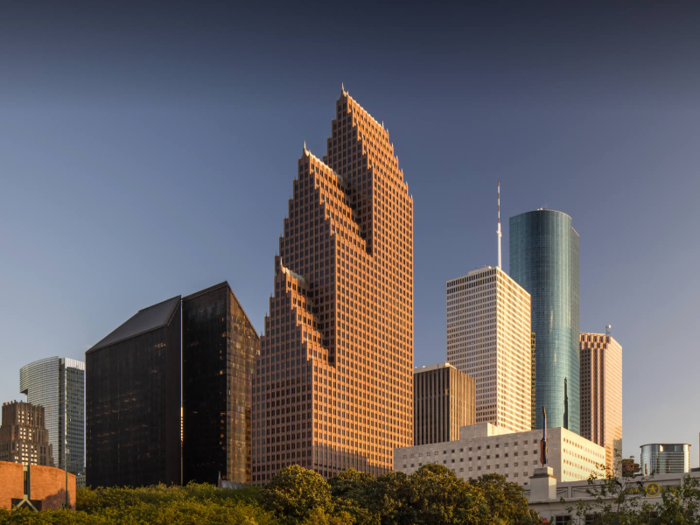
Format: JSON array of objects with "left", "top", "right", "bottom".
[
  {"left": 580, "top": 332, "right": 622, "bottom": 474},
  {"left": 531, "top": 332, "right": 537, "bottom": 429},
  {"left": 252, "top": 88, "right": 414, "bottom": 482},
  {"left": 413, "top": 363, "right": 475, "bottom": 446},
  {"left": 446, "top": 266, "right": 532, "bottom": 432},
  {"left": 86, "top": 296, "right": 181, "bottom": 488},
  {"left": 182, "top": 282, "right": 259, "bottom": 484},
  {"left": 0, "top": 401, "right": 54, "bottom": 467},
  {"left": 19, "top": 357, "right": 85, "bottom": 475},
  {"left": 510, "top": 209, "right": 580, "bottom": 434}
]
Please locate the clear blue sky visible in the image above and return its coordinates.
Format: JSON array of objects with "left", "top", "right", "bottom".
[{"left": 2, "top": 1, "right": 699, "bottom": 466}]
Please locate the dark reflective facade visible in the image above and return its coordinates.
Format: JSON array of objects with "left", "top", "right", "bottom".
[
  {"left": 182, "top": 282, "right": 259, "bottom": 484},
  {"left": 86, "top": 297, "right": 182, "bottom": 488},
  {"left": 510, "top": 210, "right": 580, "bottom": 434}
]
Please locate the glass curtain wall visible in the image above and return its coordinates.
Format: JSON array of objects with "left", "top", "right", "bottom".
[{"left": 509, "top": 209, "right": 580, "bottom": 434}]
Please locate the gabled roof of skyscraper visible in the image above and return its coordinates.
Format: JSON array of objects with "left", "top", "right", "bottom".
[
  {"left": 88, "top": 295, "right": 181, "bottom": 353},
  {"left": 183, "top": 281, "right": 259, "bottom": 340}
]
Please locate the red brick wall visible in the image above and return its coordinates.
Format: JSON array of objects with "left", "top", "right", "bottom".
[
  {"left": 30, "top": 464, "right": 77, "bottom": 510},
  {"left": 0, "top": 461, "right": 76, "bottom": 511},
  {"left": 0, "top": 461, "right": 24, "bottom": 510}
]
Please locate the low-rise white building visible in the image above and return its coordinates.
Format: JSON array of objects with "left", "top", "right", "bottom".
[
  {"left": 526, "top": 466, "right": 700, "bottom": 523},
  {"left": 394, "top": 423, "right": 605, "bottom": 485}
]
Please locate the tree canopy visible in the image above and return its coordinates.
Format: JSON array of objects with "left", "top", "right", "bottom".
[{"left": 0, "top": 465, "right": 538, "bottom": 525}]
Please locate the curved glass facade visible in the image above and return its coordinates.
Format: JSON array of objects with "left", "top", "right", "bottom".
[
  {"left": 509, "top": 210, "right": 580, "bottom": 434},
  {"left": 20, "top": 357, "right": 60, "bottom": 467},
  {"left": 20, "top": 357, "right": 85, "bottom": 474},
  {"left": 640, "top": 444, "right": 691, "bottom": 475}
]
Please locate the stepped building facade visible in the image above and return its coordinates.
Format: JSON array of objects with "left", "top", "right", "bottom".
[{"left": 252, "top": 89, "right": 414, "bottom": 482}]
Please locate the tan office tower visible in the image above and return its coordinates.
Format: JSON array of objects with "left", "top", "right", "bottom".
[
  {"left": 0, "top": 401, "right": 54, "bottom": 467},
  {"left": 580, "top": 333, "right": 622, "bottom": 474},
  {"left": 531, "top": 332, "right": 536, "bottom": 429},
  {"left": 252, "top": 88, "right": 414, "bottom": 482},
  {"left": 414, "top": 363, "right": 475, "bottom": 446},
  {"left": 446, "top": 266, "right": 531, "bottom": 432}
]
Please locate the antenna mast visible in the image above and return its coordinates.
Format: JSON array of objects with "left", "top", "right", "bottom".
[{"left": 497, "top": 182, "right": 502, "bottom": 269}]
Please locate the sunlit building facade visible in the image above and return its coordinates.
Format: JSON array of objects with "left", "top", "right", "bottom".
[
  {"left": 510, "top": 209, "right": 580, "bottom": 434},
  {"left": 252, "top": 88, "right": 414, "bottom": 482},
  {"left": 580, "top": 333, "right": 622, "bottom": 474},
  {"left": 446, "top": 266, "right": 532, "bottom": 432},
  {"left": 395, "top": 423, "right": 605, "bottom": 485},
  {"left": 0, "top": 401, "right": 54, "bottom": 467}
]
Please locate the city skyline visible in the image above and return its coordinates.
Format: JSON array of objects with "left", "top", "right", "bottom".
[{"left": 2, "top": 2, "right": 700, "bottom": 466}]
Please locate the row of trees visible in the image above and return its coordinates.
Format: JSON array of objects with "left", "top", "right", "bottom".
[
  {"left": 0, "top": 464, "right": 538, "bottom": 525},
  {"left": 1, "top": 462, "right": 700, "bottom": 524}
]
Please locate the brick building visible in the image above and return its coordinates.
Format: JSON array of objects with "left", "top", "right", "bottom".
[
  {"left": 0, "top": 401, "right": 54, "bottom": 467},
  {"left": 0, "top": 461, "right": 76, "bottom": 510},
  {"left": 252, "top": 88, "right": 414, "bottom": 481}
]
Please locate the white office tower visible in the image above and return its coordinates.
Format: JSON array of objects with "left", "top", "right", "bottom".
[
  {"left": 446, "top": 266, "right": 532, "bottom": 432},
  {"left": 20, "top": 357, "right": 85, "bottom": 475}
]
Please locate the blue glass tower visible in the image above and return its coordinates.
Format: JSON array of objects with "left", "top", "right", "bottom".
[{"left": 509, "top": 209, "right": 580, "bottom": 434}]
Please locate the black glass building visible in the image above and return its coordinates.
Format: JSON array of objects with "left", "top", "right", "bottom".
[
  {"left": 86, "top": 296, "right": 182, "bottom": 488},
  {"left": 182, "top": 282, "right": 259, "bottom": 484},
  {"left": 510, "top": 209, "right": 580, "bottom": 434}
]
